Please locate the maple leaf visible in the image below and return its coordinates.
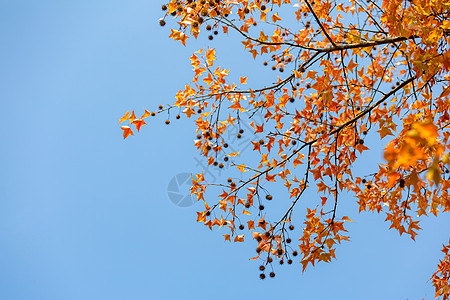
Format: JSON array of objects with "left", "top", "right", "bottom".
[
  {"left": 234, "top": 234, "right": 245, "bottom": 242},
  {"left": 247, "top": 220, "right": 255, "bottom": 230},
  {"left": 236, "top": 164, "right": 248, "bottom": 172},
  {"left": 132, "top": 119, "right": 146, "bottom": 132},
  {"left": 121, "top": 126, "right": 133, "bottom": 139},
  {"left": 141, "top": 109, "right": 151, "bottom": 119},
  {"left": 128, "top": 110, "right": 136, "bottom": 123},
  {"left": 271, "top": 13, "right": 282, "bottom": 23},
  {"left": 119, "top": 111, "right": 130, "bottom": 124},
  {"left": 310, "top": 166, "right": 323, "bottom": 180}
]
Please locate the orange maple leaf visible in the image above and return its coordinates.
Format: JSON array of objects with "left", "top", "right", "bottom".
[
  {"left": 132, "top": 119, "right": 146, "bottom": 132},
  {"left": 121, "top": 126, "right": 134, "bottom": 139}
]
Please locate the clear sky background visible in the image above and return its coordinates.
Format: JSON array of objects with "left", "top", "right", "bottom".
[{"left": 1, "top": 1, "right": 449, "bottom": 299}]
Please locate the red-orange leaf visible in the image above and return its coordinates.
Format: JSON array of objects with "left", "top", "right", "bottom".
[{"left": 121, "top": 126, "right": 134, "bottom": 139}]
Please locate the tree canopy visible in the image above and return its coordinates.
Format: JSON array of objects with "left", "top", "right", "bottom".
[{"left": 120, "top": 0, "right": 450, "bottom": 297}]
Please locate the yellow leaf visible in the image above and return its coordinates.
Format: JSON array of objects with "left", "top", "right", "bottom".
[
  {"left": 128, "top": 110, "right": 136, "bottom": 122},
  {"left": 228, "top": 151, "right": 240, "bottom": 157},
  {"left": 119, "top": 111, "right": 130, "bottom": 124},
  {"left": 236, "top": 164, "right": 248, "bottom": 172}
]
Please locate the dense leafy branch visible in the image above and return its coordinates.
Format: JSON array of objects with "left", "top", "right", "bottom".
[{"left": 120, "top": 0, "right": 450, "bottom": 297}]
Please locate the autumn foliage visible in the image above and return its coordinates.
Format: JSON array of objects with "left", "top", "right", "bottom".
[{"left": 120, "top": 0, "right": 450, "bottom": 297}]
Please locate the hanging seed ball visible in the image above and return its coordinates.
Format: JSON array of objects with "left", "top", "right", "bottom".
[
  {"left": 237, "top": 134, "right": 242, "bottom": 139},
  {"left": 266, "top": 195, "right": 272, "bottom": 200},
  {"left": 260, "top": 273, "right": 266, "bottom": 280},
  {"left": 256, "top": 235, "right": 262, "bottom": 242},
  {"left": 279, "top": 260, "right": 284, "bottom": 265},
  {"left": 256, "top": 247, "right": 262, "bottom": 253},
  {"left": 161, "top": 5, "right": 167, "bottom": 10},
  {"left": 358, "top": 139, "right": 364, "bottom": 145},
  {"left": 206, "top": 24, "right": 212, "bottom": 31},
  {"left": 197, "top": 109, "right": 202, "bottom": 113},
  {"left": 259, "top": 205, "right": 265, "bottom": 211},
  {"left": 287, "top": 259, "right": 293, "bottom": 264},
  {"left": 230, "top": 182, "right": 236, "bottom": 187},
  {"left": 158, "top": 105, "right": 163, "bottom": 110},
  {"left": 197, "top": 134, "right": 202, "bottom": 139},
  {"left": 208, "top": 35, "right": 214, "bottom": 40},
  {"left": 213, "top": 161, "right": 218, "bottom": 166},
  {"left": 228, "top": 178, "right": 232, "bottom": 183},
  {"left": 192, "top": 21, "right": 199, "bottom": 28},
  {"left": 306, "top": 83, "right": 311, "bottom": 88},
  {"left": 206, "top": 145, "right": 211, "bottom": 151},
  {"left": 362, "top": 179, "right": 366, "bottom": 183},
  {"left": 272, "top": 66, "right": 276, "bottom": 70},
  {"left": 224, "top": 143, "right": 228, "bottom": 148},
  {"left": 292, "top": 251, "right": 298, "bottom": 257},
  {"left": 259, "top": 139, "right": 265, "bottom": 145},
  {"left": 363, "top": 130, "right": 368, "bottom": 135},
  {"left": 291, "top": 140, "right": 297, "bottom": 145},
  {"left": 367, "top": 184, "right": 372, "bottom": 189},
  {"left": 244, "top": 7, "right": 250, "bottom": 14},
  {"left": 213, "top": 30, "right": 218, "bottom": 35},
  {"left": 267, "top": 257, "right": 273, "bottom": 263},
  {"left": 289, "top": 225, "right": 295, "bottom": 231},
  {"left": 259, "top": 265, "right": 265, "bottom": 271},
  {"left": 223, "top": 221, "right": 228, "bottom": 225},
  {"left": 239, "top": 129, "right": 244, "bottom": 134},
  {"left": 399, "top": 179, "right": 405, "bottom": 188},
  {"left": 239, "top": 224, "right": 245, "bottom": 230},
  {"left": 159, "top": 20, "right": 166, "bottom": 26},
  {"left": 245, "top": 203, "right": 251, "bottom": 209},
  {"left": 296, "top": 82, "right": 300, "bottom": 86},
  {"left": 165, "top": 120, "right": 170, "bottom": 125},
  {"left": 289, "top": 97, "right": 295, "bottom": 103},
  {"left": 279, "top": 67, "right": 284, "bottom": 72},
  {"left": 269, "top": 272, "right": 275, "bottom": 278},
  {"left": 261, "top": 5, "right": 266, "bottom": 10},
  {"left": 263, "top": 61, "right": 268, "bottom": 66},
  {"left": 171, "top": 11, "right": 177, "bottom": 16},
  {"left": 224, "top": 156, "right": 229, "bottom": 162},
  {"left": 277, "top": 248, "right": 283, "bottom": 255},
  {"left": 151, "top": 112, "right": 156, "bottom": 116},
  {"left": 253, "top": 22, "right": 257, "bottom": 26},
  {"left": 219, "top": 163, "right": 224, "bottom": 168},
  {"left": 176, "top": 115, "right": 180, "bottom": 119},
  {"left": 264, "top": 232, "right": 270, "bottom": 238},
  {"left": 286, "top": 238, "right": 292, "bottom": 243}
]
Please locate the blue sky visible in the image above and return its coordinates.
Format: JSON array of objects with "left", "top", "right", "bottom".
[{"left": 1, "top": 1, "right": 449, "bottom": 299}]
